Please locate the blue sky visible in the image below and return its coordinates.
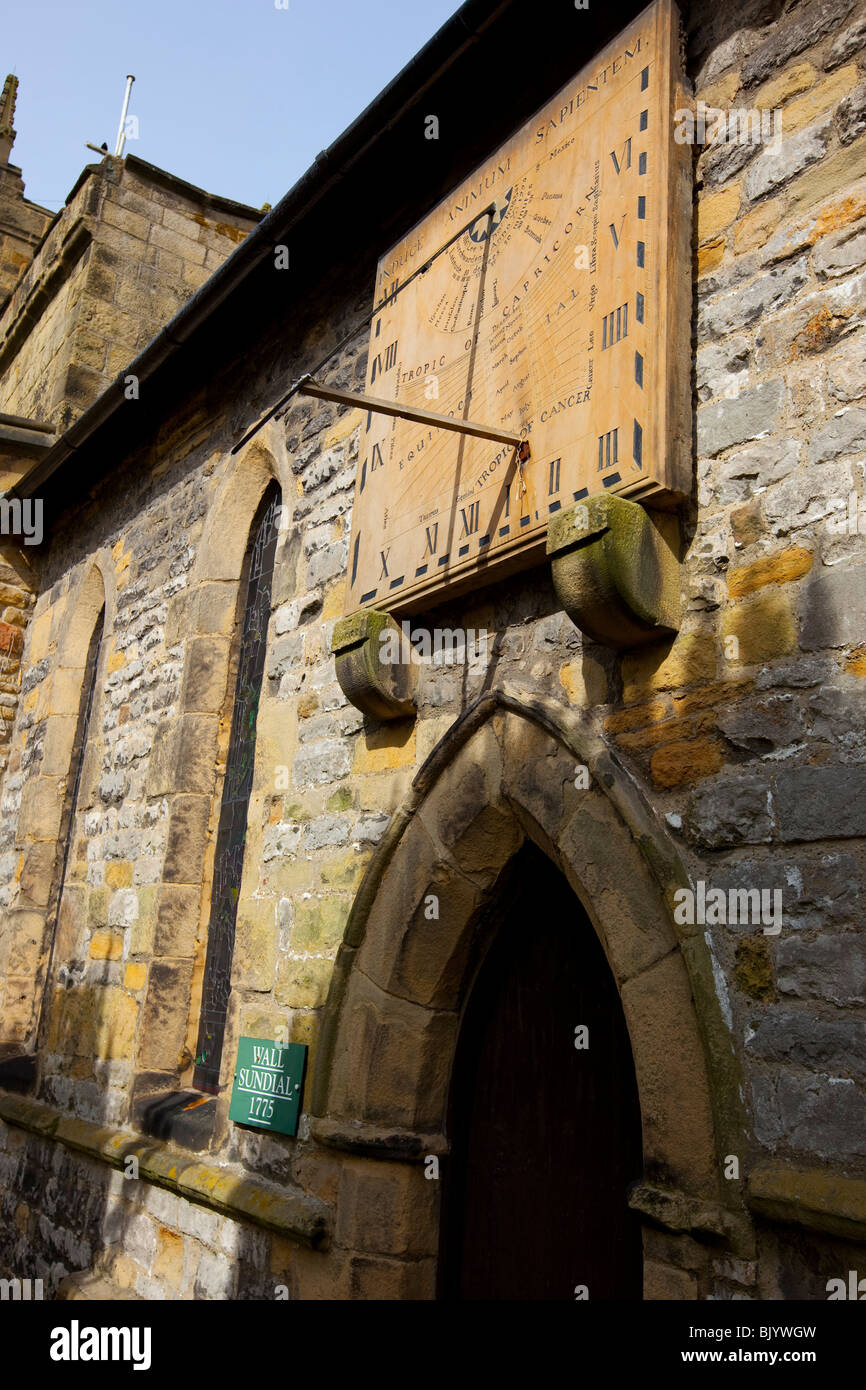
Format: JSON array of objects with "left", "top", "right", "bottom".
[{"left": 5, "top": 0, "right": 463, "bottom": 213}]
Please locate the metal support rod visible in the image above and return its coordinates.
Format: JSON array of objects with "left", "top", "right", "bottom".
[
  {"left": 231, "top": 201, "right": 501, "bottom": 455},
  {"left": 114, "top": 75, "right": 135, "bottom": 158},
  {"left": 298, "top": 377, "right": 525, "bottom": 448}
]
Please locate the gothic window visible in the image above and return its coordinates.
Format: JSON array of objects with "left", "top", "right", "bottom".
[
  {"left": 37, "top": 606, "right": 105, "bottom": 1042},
  {"left": 193, "top": 484, "right": 281, "bottom": 1094}
]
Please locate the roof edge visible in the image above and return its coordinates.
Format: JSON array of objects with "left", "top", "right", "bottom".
[{"left": 7, "top": 0, "right": 511, "bottom": 504}]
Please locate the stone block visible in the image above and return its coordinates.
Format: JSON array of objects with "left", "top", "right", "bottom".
[
  {"left": 685, "top": 774, "right": 774, "bottom": 849},
  {"left": 335, "top": 1159, "right": 438, "bottom": 1258},
  {"left": 735, "top": 937, "right": 776, "bottom": 1002},
  {"left": 149, "top": 222, "right": 206, "bottom": 265},
  {"left": 153, "top": 884, "right": 201, "bottom": 957},
  {"left": 104, "top": 863, "right": 133, "bottom": 889},
  {"left": 38, "top": 715, "right": 76, "bottom": 777},
  {"left": 136, "top": 959, "right": 194, "bottom": 1069},
  {"left": 232, "top": 898, "right": 280, "bottom": 991},
  {"left": 836, "top": 80, "right": 866, "bottom": 144},
  {"left": 152, "top": 1228, "right": 185, "bottom": 1290},
  {"left": 194, "top": 1249, "right": 236, "bottom": 1299},
  {"left": 356, "top": 817, "right": 486, "bottom": 1008},
  {"left": 274, "top": 955, "right": 334, "bottom": 1009},
  {"left": 17, "top": 775, "right": 64, "bottom": 842},
  {"left": 786, "top": 133, "right": 866, "bottom": 214},
  {"left": 826, "top": 13, "right": 866, "bottom": 67},
  {"left": 622, "top": 631, "right": 717, "bottom": 701},
  {"left": 727, "top": 547, "right": 814, "bottom": 597},
  {"left": 763, "top": 459, "right": 855, "bottom": 536},
  {"left": 777, "top": 932, "right": 866, "bottom": 1005},
  {"left": 293, "top": 738, "right": 352, "bottom": 788},
  {"left": 716, "top": 694, "right": 805, "bottom": 754},
  {"left": 752, "top": 1071, "right": 866, "bottom": 1159},
  {"left": 421, "top": 720, "right": 520, "bottom": 886},
  {"left": 348, "top": 1254, "right": 437, "bottom": 1300},
  {"left": 697, "top": 185, "right": 742, "bottom": 244},
  {"left": 193, "top": 582, "right": 238, "bottom": 637},
  {"left": 814, "top": 226, "right": 866, "bottom": 277},
  {"left": 622, "top": 951, "right": 717, "bottom": 1194},
  {"left": 174, "top": 714, "right": 220, "bottom": 795},
  {"left": 742, "top": 0, "right": 856, "bottom": 87},
  {"left": 808, "top": 406, "right": 866, "bottom": 463},
  {"left": 774, "top": 764, "right": 866, "bottom": 840},
  {"left": 3, "top": 906, "right": 47, "bottom": 977},
  {"left": 108, "top": 889, "right": 138, "bottom": 928},
  {"left": 558, "top": 656, "right": 609, "bottom": 707},
  {"left": 18, "top": 838, "right": 58, "bottom": 908},
  {"left": 162, "top": 796, "right": 210, "bottom": 884},
  {"left": 696, "top": 381, "right": 786, "bottom": 453},
  {"left": 751, "top": 61, "right": 817, "bottom": 109},
  {"left": 747, "top": 1010, "right": 866, "bottom": 1083},
  {"left": 290, "top": 896, "right": 350, "bottom": 954},
  {"left": 93, "top": 987, "right": 139, "bottom": 1062},
  {"left": 352, "top": 723, "right": 416, "bottom": 775},
  {"left": 721, "top": 590, "right": 797, "bottom": 665},
  {"left": 90, "top": 930, "right": 123, "bottom": 961},
  {"left": 124, "top": 963, "right": 147, "bottom": 991},
  {"left": 650, "top": 737, "right": 724, "bottom": 788},
  {"left": 700, "top": 263, "right": 807, "bottom": 339},
  {"left": 328, "top": 967, "right": 457, "bottom": 1131},
  {"left": 783, "top": 65, "right": 859, "bottom": 134},
  {"left": 644, "top": 1259, "right": 698, "bottom": 1300},
  {"left": 558, "top": 794, "right": 677, "bottom": 983},
  {"left": 181, "top": 637, "right": 231, "bottom": 714}
]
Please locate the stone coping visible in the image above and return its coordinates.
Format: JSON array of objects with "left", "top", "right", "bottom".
[
  {"left": 747, "top": 1163, "right": 866, "bottom": 1243},
  {"left": 0, "top": 1090, "right": 331, "bottom": 1249}
]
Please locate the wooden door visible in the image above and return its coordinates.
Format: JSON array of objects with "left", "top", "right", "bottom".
[{"left": 438, "top": 842, "right": 644, "bottom": 1300}]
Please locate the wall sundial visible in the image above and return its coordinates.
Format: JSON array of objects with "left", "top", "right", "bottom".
[
  {"left": 339, "top": 0, "right": 690, "bottom": 616},
  {"left": 237, "top": 0, "right": 691, "bottom": 625}
]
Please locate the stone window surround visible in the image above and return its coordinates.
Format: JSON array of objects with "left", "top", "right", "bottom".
[
  {"left": 0, "top": 560, "right": 111, "bottom": 1069},
  {"left": 0, "top": 435, "right": 294, "bottom": 1159},
  {"left": 131, "top": 438, "right": 293, "bottom": 1146}
]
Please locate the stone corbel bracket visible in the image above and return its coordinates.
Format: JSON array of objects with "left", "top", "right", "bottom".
[
  {"left": 547, "top": 493, "right": 681, "bottom": 649},
  {"left": 332, "top": 610, "right": 418, "bottom": 721}
]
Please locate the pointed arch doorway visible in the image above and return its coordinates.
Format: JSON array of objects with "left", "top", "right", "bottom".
[
  {"left": 438, "top": 841, "right": 643, "bottom": 1301},
  {"left": 312, "top": 691, "right": 743, "bottom": 1302}
]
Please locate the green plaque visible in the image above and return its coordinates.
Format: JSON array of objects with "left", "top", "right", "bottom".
[{"left": 229, "top": 1037, "right": 308, "bottom": 1136}]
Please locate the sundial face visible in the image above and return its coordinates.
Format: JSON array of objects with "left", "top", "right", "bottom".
[{"left": 346, "top": 0, "right": 690, "bottom": 616}]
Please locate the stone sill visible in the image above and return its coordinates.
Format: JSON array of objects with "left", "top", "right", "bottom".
[
  {"left": 747, "top": 1163, "right": 866, "bottom": 1244},
  {"left": 0, "top": 1089, "right": 331, "bottom": 1249}
]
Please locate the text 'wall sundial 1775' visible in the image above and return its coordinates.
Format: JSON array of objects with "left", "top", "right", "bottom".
[{"left": 344, "top": 0, "right": 691, "bottom": 616}]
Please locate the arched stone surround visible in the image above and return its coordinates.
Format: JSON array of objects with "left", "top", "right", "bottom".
[
  {"left": 309, "top": 685, "right": 753, "bottom": 1298},
  {"left": 0, "top": 557, "right": 114, "bottom": 1056},
  {"left": 132, "top": 431, "right": 291, "bottom": 1099}
]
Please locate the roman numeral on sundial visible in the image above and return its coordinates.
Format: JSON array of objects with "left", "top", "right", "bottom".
[
  {"left": 460, "top": 501, "right": 480, "bottom": 536},
  {"left": 598, "top": 428, "right": 618, "bottom": 470},
  {"left": 370, "top": 339, "right": 398, "bottom": 384},
  {"left": 424, "top": 523, "right": 439, "bottom": 556},
  {"left": 609, "top": 137, "right": 632, "bottom": 175},
  {"left": 602, "top": 303, "right": 628, "bottom": 349},
  {"left": 359, "top": 440, "right": 385, "bottom": 493},
  {"left": 608, "top": 216, "right": 627, "bottom": 250}
]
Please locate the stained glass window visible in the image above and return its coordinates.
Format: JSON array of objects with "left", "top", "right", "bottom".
[{"left": 193, "top": 484, "right": 281, "bottom": 1094}]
